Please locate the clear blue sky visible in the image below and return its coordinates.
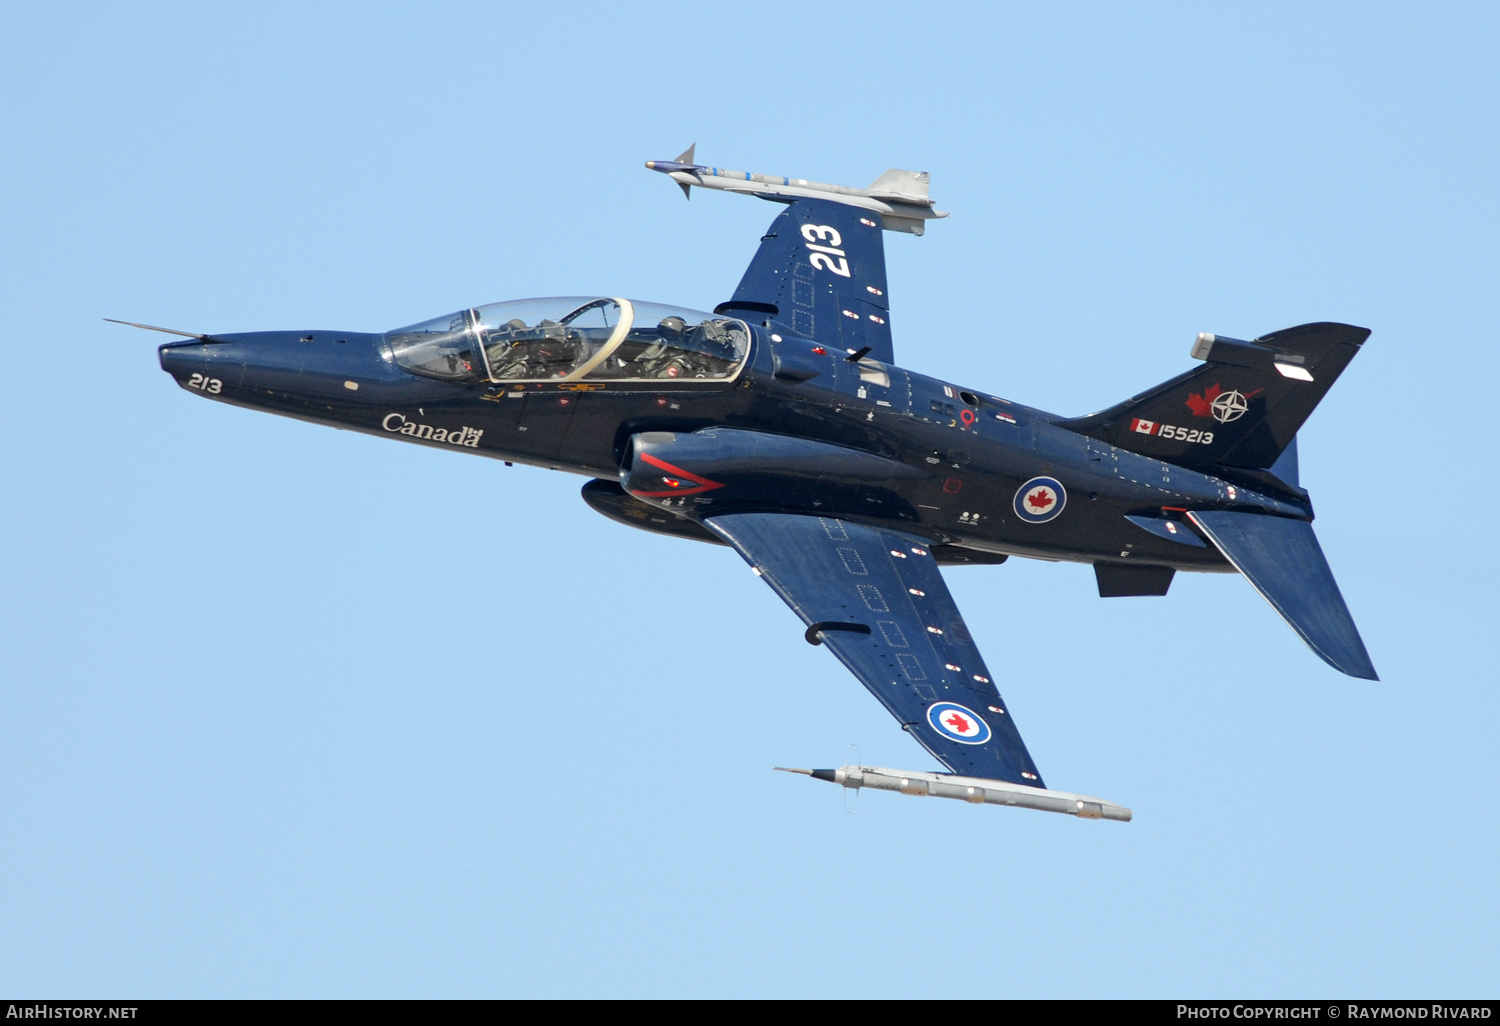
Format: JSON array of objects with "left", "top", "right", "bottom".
[{"left": 2, "top": 1, "right": 1496, "bottom": 998}]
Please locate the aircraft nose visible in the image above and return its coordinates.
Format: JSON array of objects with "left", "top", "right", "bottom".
[
  {"left": 158, "top": 330, "right": 395, "bottom": 402},
  {"left": 158, "top": 337, "right": 250, "bottom": 392},
  {"left": 158, "top": 331, "right": 320, "bottom": 398}
]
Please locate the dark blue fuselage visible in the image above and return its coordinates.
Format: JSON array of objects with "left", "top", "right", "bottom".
[{"left": 158, "top": 321, "right": 1305, "bottom": 575}]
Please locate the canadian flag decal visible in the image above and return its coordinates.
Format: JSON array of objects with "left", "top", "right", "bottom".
[{"left": 1131, "top": 418, "right": 1158, "bottom": 435}]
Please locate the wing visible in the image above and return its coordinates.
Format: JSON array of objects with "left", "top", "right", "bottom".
[
  {"left": 715, "top": 198, "right": 895, "bottom": 364},
  {"left": 703, "top": 512, "right": 1045, "bottom": 786}
]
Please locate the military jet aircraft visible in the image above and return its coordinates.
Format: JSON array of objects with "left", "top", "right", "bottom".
[{"left": 122, "top": 157, "right": 1375, "bottom": 821}]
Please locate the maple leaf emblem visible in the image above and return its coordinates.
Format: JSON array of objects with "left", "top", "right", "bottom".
[
  {"left": 944, "top": 712, "right": 972, "bottom": 734},
  {"left": 1186, "top": 382, "right": 1222, "bottom": 418},
  {"left": 1026, "top": 489, "right": 1055, "bottom": 511}
]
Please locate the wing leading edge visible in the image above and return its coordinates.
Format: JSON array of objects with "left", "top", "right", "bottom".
[
  {"left": 703, "top": 512, "right": 1044, "bottom": 787},
  {"left": 716, "top": 198, "right": 895, "bottom": 364}
]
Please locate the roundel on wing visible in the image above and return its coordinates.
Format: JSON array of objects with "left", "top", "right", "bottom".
[
  {"left": 1013, "top": 476, "right": 1066, "bottom": 524},
  {"left": 927, "top": 702, "right": 992, "bottom": 745}
]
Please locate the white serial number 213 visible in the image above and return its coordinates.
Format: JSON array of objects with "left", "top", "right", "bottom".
[
  {"left": 801, "top": 223, "right": 851, "bottom": 278},
  {"left": 187, "top": 373, "right": 222, "bottom": 394}
]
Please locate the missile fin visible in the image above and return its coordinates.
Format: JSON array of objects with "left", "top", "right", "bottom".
[
  {"left": 867, "top": 168, "right": 933, "bottom": 205},
  {"left": 675, "top": 142, "right": 696, "bottom": 165}
]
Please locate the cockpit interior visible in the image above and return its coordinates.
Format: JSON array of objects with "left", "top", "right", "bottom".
[{"left": 386, "top": 298, "right": 751, "bottom": 387}]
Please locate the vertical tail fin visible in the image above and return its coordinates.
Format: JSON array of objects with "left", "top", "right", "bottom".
[{"left": 1060, "top": 322, "right": 1370, "bottom": 473}]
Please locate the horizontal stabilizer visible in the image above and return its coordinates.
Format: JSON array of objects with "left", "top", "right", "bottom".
[{"left": 1187, "top": 511, "right": 1377, "bottom": 680}]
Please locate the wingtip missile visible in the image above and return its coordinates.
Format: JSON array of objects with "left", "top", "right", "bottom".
[
  {"left": 643, "top": 148, "right": 949, "bottom": 234},
  {"left": 645, "top": 143, "right": 707, "bottom": 184},
  {"left": 646, "top": 148, "right": 707, "bottom": 199},
  {"left": 782, "top": 764, "right": 1133, "bottom": 821},
  {"left": 645, "top": 161, "right": 709, "bottom": 175}
]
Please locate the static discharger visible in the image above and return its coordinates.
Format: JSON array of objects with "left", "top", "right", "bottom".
[{"left": 776, "top": 765, "right": 1133, "bottom": 821}]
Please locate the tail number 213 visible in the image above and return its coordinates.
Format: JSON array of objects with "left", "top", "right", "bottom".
[{"left": 801, "top": 224, "right": 851, "bottom": 277}]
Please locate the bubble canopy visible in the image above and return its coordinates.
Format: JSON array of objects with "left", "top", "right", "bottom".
[{"left": 386, "top": 298, "right": 751, "bottom": 386}]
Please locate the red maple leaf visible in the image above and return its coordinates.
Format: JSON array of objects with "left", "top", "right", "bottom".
[
  {"left": 944, "top": 712, "right": 972, "bottom": 733},
  {"left": 1185, "top": 382, "right": 1222, "bottom": 418},
  {"left": 1026, "top": 489, "right": 1054, "bottom": 511}
]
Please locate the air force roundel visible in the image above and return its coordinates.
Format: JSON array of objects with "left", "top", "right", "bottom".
[
  {"left": 926, "top": 702, "right": 992, "bottom": 745},
  {"left": 1013, "top": 476, "right": 1066, "bottom": 524}
]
